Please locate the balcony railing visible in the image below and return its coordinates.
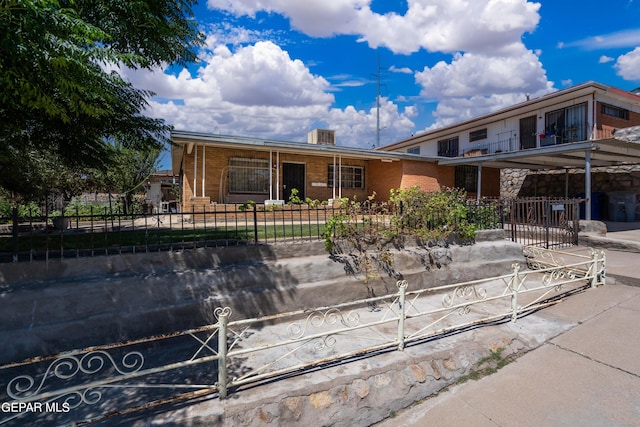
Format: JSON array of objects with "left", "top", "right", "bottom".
[{"left": 461, "top": 122, "right": 590, "bottom": 157}]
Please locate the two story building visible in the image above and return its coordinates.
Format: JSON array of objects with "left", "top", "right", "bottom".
[{"left": 380, "top": 81, "right": 640, "bottom": 220}]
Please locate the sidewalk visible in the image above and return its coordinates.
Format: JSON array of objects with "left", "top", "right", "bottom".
[{"left": 376, "top": 235, "right": 640, "bottom": 427}]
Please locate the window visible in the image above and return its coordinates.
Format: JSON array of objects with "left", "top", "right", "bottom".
[
  {"left": 455, "top": 165, "right": 478, "bottom": 192},
  {"left": 469, "top": 128, "right": 487, "bottom": 142},
  {"left": 438, "top": 137, "right": 459, "bottom": 157},
  {"left": 407, "top": 146, "right": 420, "bottom": 155},
  {"left": 228, "top": 157, "right": 270, "bottom": 194},
  {"left": 545, "top": 103, "right": 586, "bottom": 143},
  {"left": 328, "top": 165, "right": 364, "bottom": 189},
  {"left": 601, "top": 103, "right": 629, "bottom": 120}
]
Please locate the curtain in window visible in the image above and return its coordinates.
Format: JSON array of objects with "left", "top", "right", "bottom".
[{"left": 565, "top": 104, "right": 586, "bottom": 142}]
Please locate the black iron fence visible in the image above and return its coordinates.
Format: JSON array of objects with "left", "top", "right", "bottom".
[
  {"left": 0, "top": 200, "right": 509, "bottom": 263},
  {"left": 505, "top": 198, "right": 579, "bottom": 248}
]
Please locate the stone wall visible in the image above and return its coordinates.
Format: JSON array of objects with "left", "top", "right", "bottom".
[
  {"left": 0, "top": 232, "right": 523, "bottom": 365},
  {"left": 501, "top": 166, "right": 640, "bottom": 220}
]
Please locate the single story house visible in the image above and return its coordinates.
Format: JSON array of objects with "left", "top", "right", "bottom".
[{"left": 170, "top": 129, "right": 500, "bottom": 211}]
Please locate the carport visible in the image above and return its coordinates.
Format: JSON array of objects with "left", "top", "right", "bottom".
[{"left": 438, "top": 126, "right": 640, "bottom": 220}]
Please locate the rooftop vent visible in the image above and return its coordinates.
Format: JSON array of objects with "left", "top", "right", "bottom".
[{"left": 307, "top": 128, "right": 335, "bottom": 146}]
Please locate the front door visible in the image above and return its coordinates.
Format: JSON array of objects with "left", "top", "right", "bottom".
[
  {"left": 519, "top": 115, "right": 537, "bottom": 150},
  {"left": 282, "top": 163, "right": 305, "bottom": 201}
]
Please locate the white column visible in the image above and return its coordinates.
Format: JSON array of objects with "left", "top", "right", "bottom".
[
  {"left": 193, "top": 144, "right": 197, "bottom": 199},
  {"left": 338, "top": 156, "right": 343, "bottom": 199},
  {"left": 585, "top": 150, "right": 592, "bottom": 220},
  {"left": 269, "top": 151, "right": 273, "bottom": 200},
  {"left": 201, "top": 146, "right": 206, "bottom": 197},
  {"left": 476, "top": 164, "right": 482, "bottom": 203},
  {"left": 276, "top": 152, "right": 280, "bottom": 200},
  {"left": 332, "top": 155, "right": 336, "bottom": 200}
]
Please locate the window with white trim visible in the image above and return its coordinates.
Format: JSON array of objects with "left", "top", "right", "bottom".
[
  {"left": 228, "top": 157, "right": 269, "bottom": 194},
  {"left": 328, "top": 165, "right": 364, "bottom": 189}
]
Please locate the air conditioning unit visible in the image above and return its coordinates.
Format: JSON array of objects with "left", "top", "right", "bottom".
[{"left": 307, "top": 129, "right": 335, "bottom": 146}]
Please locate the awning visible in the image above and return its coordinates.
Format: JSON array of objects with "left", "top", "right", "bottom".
[
  {"left": 437, "top": 138, "right": 640, "bottom": 170},
  {"left": 437, "top": 125, "right": 640, "bottom": 220}
]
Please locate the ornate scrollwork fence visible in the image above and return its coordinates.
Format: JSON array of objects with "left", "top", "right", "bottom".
[{"left": 0, "top": 247, "right": 605, "bottom": 425}]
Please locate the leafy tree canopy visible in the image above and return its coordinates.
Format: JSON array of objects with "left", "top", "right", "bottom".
[{"left": 0, "top": 0, "right": 203, "bottom": 200}]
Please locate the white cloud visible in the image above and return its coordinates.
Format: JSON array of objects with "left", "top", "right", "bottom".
[
  {"left": 390, "top": 65, "right": 413, "bottom": 74},
  {"left": 416, "top": 48, "right": 548, "bottom": 99},
  {"left": 117, "top": 1, "right": 556, "bottom": 152},
  {"left": 208, "top": 0, "right": 541, "bottom": 55},
  {"left": 599, "top": 55, "right": 614, "bottom": 64},
  {"left": 424, "top": 92, "right": 529, "bottom": 130},
  {"left": 413, "top": 46, "right": 553, "bottom": 126},
  {"left": 564, "top": 29, "right": 640, "bottom": 50},
  {"left": 204, "top": 0, "right": 552, "bottom": 133},
  {"left": 117, "top": 36, "right": 415, "bottom": 147},
  {"left": 615, "top": 47, "right": 640, "bottom": 80},
  {"left": 327, "top": 97, "right": 416, "bottom": 147},
  {"left": 207, "top": 0, "right": 370, "bottom": 37}
]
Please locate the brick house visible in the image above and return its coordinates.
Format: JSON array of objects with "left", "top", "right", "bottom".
[
  {"left": 170, "top": 129, "right": 500, "bottom": 211},
  {"left": 380, "top": 81, "right": 640, "bottom": 219}
]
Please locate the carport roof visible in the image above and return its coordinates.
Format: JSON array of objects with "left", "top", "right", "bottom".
[{"left": 437, "top": 126, "right": 640, "bottom": 170}]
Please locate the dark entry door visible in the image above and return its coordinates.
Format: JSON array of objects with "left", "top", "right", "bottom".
[
  {"left": 519, "top": 115, "right": 537, "bottom": 149},
  {"left": 282, "top": 163, "right": 305, "bottom": 201}
]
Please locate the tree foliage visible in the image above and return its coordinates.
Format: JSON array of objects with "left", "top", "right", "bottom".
[
  {"left": 0, "top": 0, "right": 203, "bottom": 199},
  {"left": 96, "top": 137, "right": 162, "bottom": 214}
]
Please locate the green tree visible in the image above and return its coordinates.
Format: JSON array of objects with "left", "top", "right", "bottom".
[
  {"left": 0, "top": 0, "right": 203, "bottom": 199},
  {"left": 97, "top": 138, "right": 162, "bottom": 214}
]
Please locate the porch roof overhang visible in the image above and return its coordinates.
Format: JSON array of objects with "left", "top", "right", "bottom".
[
  {"left": 170, "top": 130, "right": 439, "bottom": 175},
  {"left": 436, "top": 137, "right": 640, "bottom": 171}
]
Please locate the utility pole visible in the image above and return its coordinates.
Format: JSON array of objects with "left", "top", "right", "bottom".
[{"left": 371, "top": 53, "right": 386, "bottom": 148}]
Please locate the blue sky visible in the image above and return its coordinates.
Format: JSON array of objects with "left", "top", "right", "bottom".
[{"left": 117, "top": 1, "right": 640, "bottom": 169}]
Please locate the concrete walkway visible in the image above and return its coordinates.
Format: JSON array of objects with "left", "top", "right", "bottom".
[{"left": 376, "top": 232, "right": 640, "bottom": 427}]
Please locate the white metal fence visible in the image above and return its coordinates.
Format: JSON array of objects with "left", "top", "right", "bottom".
[{"left": 0, "top": 247, "right": 605, "bottom": 425}]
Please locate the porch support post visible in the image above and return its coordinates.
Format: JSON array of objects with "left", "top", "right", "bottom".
[
  {"left": 585, "top": 150, "right": 592, "bottom": 221},
  {"left": 201, "top": 145, "right": 206, "bottom": 197},
  {"left": 565, "top": 169, "right": 569, "bottom": 199},
  {"left": 276, "top": 152, "right": 280, "bottom": 200},
  {"left": 339, "top": 156, "right": 343, "bottom": 199},
  {"left": 193, "top": 144, "right": 197, "bottom": 199},
  {"left": 476, "top": 163, "right": 482, "bottom": 203},
  {"left": 269, "top": 151, "right": 273, "bottom": 200},
  {"left": 332, "top": 155, "right": 336, "bottom": 200}
]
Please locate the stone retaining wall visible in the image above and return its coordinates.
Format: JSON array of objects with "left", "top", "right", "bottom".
[
  {"left": 501, "top": 166, "right": 640, "bottom": 219},
  {"left": 0, "top": 231, "right": 524, "bottom": 364}
]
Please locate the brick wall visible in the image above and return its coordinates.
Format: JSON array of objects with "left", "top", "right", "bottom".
[
  {"left": 596, "top": 101, "right": 640, "bottom": 138},
  {"left": 179, "top": 145, "right": 499, "bottom": 210},
  {"left": 181, "top": 148, "right": 373, "bottom": 207}
]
